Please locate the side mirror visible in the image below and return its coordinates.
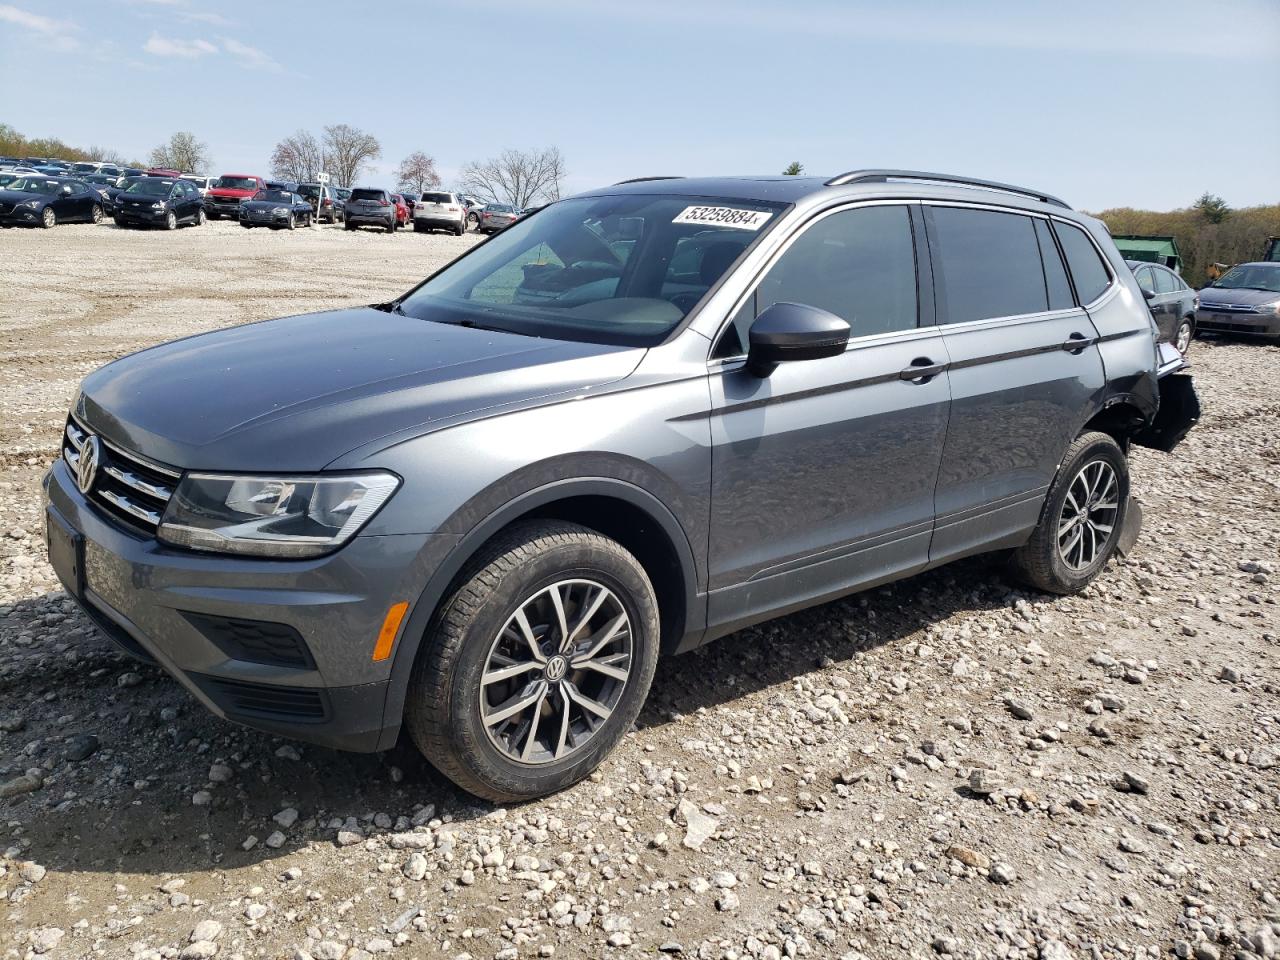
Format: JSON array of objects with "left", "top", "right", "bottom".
[
  {"left": 1140, "top": 286, "right": 1156, "bottom": 301},
  {"left": 746, "top": 301, "right": 850, "bottom": 378},
  {"left": 61, "top": 185, "right": 72, "bottom": 195}
]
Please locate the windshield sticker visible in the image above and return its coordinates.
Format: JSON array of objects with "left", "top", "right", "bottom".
[{"left": 673, "top": 205, "right": 771, "bottom": 231}]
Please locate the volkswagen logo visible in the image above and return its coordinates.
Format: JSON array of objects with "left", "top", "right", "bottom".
[
  {"left": 77, "top": 435, "right": 101, "bottom": 495},
  {"left": 544, "top": 655, "right": 568, "bottom": 682}
]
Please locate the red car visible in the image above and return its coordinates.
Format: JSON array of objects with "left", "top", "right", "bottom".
[
  {"left": 204, "top": 173, "right": 266, "bottom": 220},
  {"left": 390, "top": 193, "right": 410, "bottom": 226}
]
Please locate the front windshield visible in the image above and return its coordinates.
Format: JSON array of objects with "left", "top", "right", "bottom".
[
  {"left": 4, "top": 177, "right": 59, "bottom": 195},
  {"left": 398, "top": 194, "right": 785, "bottom": 346},
  {"left": 125, "top": 179, "right": 174, "bottom": 197},
  {"left": 253, "top": 190, "right": 295, "bottom": 203},
  {"left": 1210, "top": 264, "right": 1280, "bottom": 294},
  {"left": 215, "top": 176, "right": 257, "bottom": 190}
]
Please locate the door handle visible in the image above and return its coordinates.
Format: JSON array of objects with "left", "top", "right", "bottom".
[
  {"left": 1061, "top": 332, "right": 1098, "bottom": 353},
  {"left": 899, "top": 357, "right": 947, "bottom": 382}
]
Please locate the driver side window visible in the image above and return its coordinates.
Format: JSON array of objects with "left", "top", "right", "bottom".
[{"left": 715, "top": 204, "right": 919, "bottom": 357}]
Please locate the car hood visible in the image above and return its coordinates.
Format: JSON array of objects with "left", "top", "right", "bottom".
[
  {"left": 240, "top": 199, "right": 293, "bottom": 211},
  {"left": 77, "top": 307, "right": 644, "bottom": 472},
  {"left": 1199, "top": 286, "right": 1280, "bottom": 306}
]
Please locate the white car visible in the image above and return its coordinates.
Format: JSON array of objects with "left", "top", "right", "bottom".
[
  {"left": 181, "top": 175, "right": 215, "bottom": 197},
  {"left": 412, "top": 191, "right": 467, "bottom": 235}
]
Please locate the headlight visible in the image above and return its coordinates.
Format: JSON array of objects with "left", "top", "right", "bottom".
[
  {"left": 274, "top": 207, "right": 288, "bottom": 216},
  {"left": 1254, "top": 300, "right": 1280, "bottom": 317},
  {"left": 151, "top": 201, "right": 164, "bottom": 210},
  {"left": 21, "top": 199, "right": 41, "bottom": 209},
  {"left": 157, "top": 471, "right": 400, "bottom": 559}
]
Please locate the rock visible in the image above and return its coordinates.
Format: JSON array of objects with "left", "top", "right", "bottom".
[
  {"left": 313, "top": 943, "right": 346, "bottom": 960},
  {"left": 274, "top": 807, "right": 299, "bottom": 828},
  {"left": 117, "top": 671, "right": 143, "bottom": 688},
  {"left": 29, "top": 928, "right": 65, "bottom": 955},
  {"left": 207, "top": 763, "right": 233, "bottom": 783},
  {"left": 403, "top": 853, "right": 428, "bottom": 881},
  {"left": 711, "top": 870, "right": 738, "bottom": 888},
  {"left": 365, "top": 938, "right": 393, "bottom": 953},
  {"left": 0, "top": 771, "right": 43, "bottom": 799},
  {"left": 192, "top": 790, "right": 213, "bottom": 807},
  {"left": 988, "top": 862, "right": 1017, "bottom": 884},
  {"left": 19, "top": 861, "right": 47, "bottom": 883},
  {"left": 674, "top": 799, "right": 718, "bottom": 850},
  {"left": 1119, "top": 771, "right": 1150, "bottom": 794},
  {"left": 945, "top": 845, "right": 990, "bottom": 870},
  {"left": 1193, "top": 943, "right": 1220, "bottom": 960},
  {"left": 181, "top": 943, "right": 219, "bottom": 960},
  {"left": 265, "top": 831, "right": 286, "bottom": 849},
  {"left": 968, "top": 768, "right": 1005, "bottom": 795},
  {"left": 1219, "top": 666, "right": 1243, "bottom": 683},
  {"left": 1040, "top": 940, "right": 1073, "bottom": 960},
  {"left": 659, "top": 943, "right": 684, "bottom": 955},
  {"left": 64, "top": 733, "right": 99, "bottom": 762},
  {"left": 245, "top": 903, "right": 268, "bottom": 921},
  {"left": 190, "top": 920, "right": 222, "bottom": 942},
  {"left": 1004, "top": 696, "right": 1034, "bottom": 720},
  {"left": 715, "top": 889, "right": 740, "bottom": 911},
  {"left": 336, "top": 829, "right": 364, "bottom": 847}
]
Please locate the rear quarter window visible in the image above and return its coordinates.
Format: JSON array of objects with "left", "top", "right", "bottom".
[{"left": 1054, "top": 221, "right": 1113, "bottom": 304}]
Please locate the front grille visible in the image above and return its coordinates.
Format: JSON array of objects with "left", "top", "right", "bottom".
[
  {"left": 1199, "top": 301, "right": 1257, "bottom": 313},
  {"left": 183, "top": 612, "right": 315, "bottom": 669},
  {"left": 63, "top": 417, "right": 178, "bottom": 536},
  {"left": 193, "top": 675, "right": 329, "bottom": 722}
]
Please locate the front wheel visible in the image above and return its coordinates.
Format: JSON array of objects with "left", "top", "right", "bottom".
[
  {"left": 1011, "top": 432, "right": 1129, "bottom": 595},
  {"left": 164, "top": 211, "right": 177, "bottom": 231},
  {"left": 41, "top": 207, "right": 56, "bottom": 229},
  {"left": 1175, "top": 319, "right": 1194, "bottom": 355},
  {"left": 405, "top": 521, "right": 660, "bottom": 803},
  {"left": 195, "top": 208, "right": 206, "bottom": 227}
]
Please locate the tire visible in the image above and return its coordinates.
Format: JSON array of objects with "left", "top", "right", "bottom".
[
  {"left": 113, "top": 217, "right": 126, "bottom": 228},
  {"left": 405, "top": 520, "right": 660, "bottom": 803},
  {"left": 1175, "top": 318, "right": 1194, "bottom": 355},
  {"left": 386, "top": 218, "right": 396, "bottom": 234},
  {"left": 287, "top": 213, "right": 296, "bottom": 231},
  {"left": 241, "top": 223, "right": 253, "bottom": 229},
  {"left": 41, "top": 207, "right": 55, "bottom": 229},
  {"left": 208, "top": 212, "right": 220, "bottom": 221},
  {"left": 164, "top": 211, "right": 177, "bottom": 231},
  {"left": 345, "top": 221, "right": 356, "bottom": 231},
  {"left": 195, "top": 208, "right": 206, "bottom": 227},
  {"left": 90, "top": 204, "right": 103, "bottom": 225},
  {"left": 413, "top": 221, "right": 422, "bottom": 232},
  {"left": 1011, "top": 431, "right": 1129, "bottom": 595},
  {"left": 454, "top": 223, "right": 465, "bottom": 236},
  {"left": 467, "top": 213, "right": 479, "bottom": 230}
]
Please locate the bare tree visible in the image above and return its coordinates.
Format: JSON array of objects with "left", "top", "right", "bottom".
[
  {"left": 323, "top": 124, "right": 381, "bottom": 188},
  {"left": 396, "top": 151, "right": 441, "bottom": 194},
  {"left": 458, "top": 146, "right": 566, "bottom": 208},
  {"left": 148, "top": 131, "right": 210, "bottom": 173},
  {"left": 270, "top": 130, "right": 327, "bottom": 184}
]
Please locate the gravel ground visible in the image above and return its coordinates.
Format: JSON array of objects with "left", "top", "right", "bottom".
[{"left": 0, "top": 220, "right": 1277, "bottom": 960}]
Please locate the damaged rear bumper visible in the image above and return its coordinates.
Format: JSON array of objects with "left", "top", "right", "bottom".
[{"left": 1133, "top": 343, "right": 1201, "bottom": 453}]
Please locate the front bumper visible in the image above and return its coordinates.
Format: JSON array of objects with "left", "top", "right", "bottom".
[
  {"left": 115, "top": 207, "right": 168, "bottom": 224},
  {"left": 205, "top": 197, "right": 245, "bottom": 216},
  {"left": 42, "top": 458, "right": 438, "bottom": 752},
  {"left": 1195, "top": 307, "right": 1280, "bottom": 337},
  {"left": 0, "top": 206, "right": 43, "bottom": 225}
]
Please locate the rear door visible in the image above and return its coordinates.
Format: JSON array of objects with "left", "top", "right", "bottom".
[
  {"left": 925, "top": 204, "right": 1105, "bottom": 565},
  {"left": 706, "top": 203, "right": 951, "bottom": 633}
]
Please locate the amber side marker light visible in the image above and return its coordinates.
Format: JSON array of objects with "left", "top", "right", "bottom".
[{"left": 373, "top": 602, "right": 410, "bottom": 661}]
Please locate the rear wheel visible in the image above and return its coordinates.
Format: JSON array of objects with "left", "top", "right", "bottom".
[
  {"left": 405, "top": 521, "right": 660, "bottom": 802},
  {"left": 41, "top": 207, "right": 56, "bottom": 229},
  {"left": 1011, "top": 432, "right": 1129, "bottom": 595},
  {"left": 386, "top": 218, "right": 396, "bottom": 234},
  {"left": 1175, "top": 319, "right": 1194, "bottom": 355},
  {"left": 454, "top": 222, "right": 465, "bottom": 236}
]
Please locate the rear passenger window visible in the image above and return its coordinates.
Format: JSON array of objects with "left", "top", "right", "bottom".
[
  {"left": 1153, "top": 268, "right": 1177, "bottom": 294},
  {"left": 1033, "top": 219, "right": 1074, "bottom": 310},
  {"left": 930, "top": 207, "right": 1047, "bottom": 323},
  {"left": 1054, "top": 221, "right": 1112, "bottom": 303}
]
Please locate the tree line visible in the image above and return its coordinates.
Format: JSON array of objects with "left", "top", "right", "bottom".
[
  {"left": 1093, "top": 194, "right": 1280, "bottom": 288},
  {"left": 0, "top": 123, "right": 138, "bottom": 167}
]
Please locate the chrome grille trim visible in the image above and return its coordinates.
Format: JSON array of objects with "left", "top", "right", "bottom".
[
  {"left": 62, "top": 415, "right": 180, "bottom": 536},
  {"left": 98, "top": 490, "right": 162, "bottom": 526}
]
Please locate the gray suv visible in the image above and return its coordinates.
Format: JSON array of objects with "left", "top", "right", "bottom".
[{"left": 43, "top": 170, "right": 1200, "bottom": 801}]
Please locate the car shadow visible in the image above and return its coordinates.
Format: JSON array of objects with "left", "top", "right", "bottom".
[{"left": 0, "top": 554, "right": 1020, "bottom": 877}]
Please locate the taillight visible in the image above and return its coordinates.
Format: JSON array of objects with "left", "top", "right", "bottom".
[
  {"left": 322, "top": 199, "right": 331, "bottom": 207},
  {"left": 447, "top": 205, "right": 458, "bottom": 211},
  {"left": 378, "top": 200, "right": 389, "bottom": 206}
]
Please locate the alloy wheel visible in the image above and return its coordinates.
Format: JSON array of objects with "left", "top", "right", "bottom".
[
  {"left": 1176, "top": 321, "right": 1192, "bottom": 355},
  {"left": 91, "top": 205, "right": 103, "bottom": 224},
  {"left": 1057, "top": 460, "right": 1119, "bottom": 571},
  {"left": 480, "top": 579, "right": 632, "bottom": 766},
  {"left": 41, "top": 207, "right": 55, "bottom": 228}
]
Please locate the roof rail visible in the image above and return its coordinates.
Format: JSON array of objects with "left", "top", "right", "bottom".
[
  {"left": 825, "top": 169, "right": 1071, "bottom": 209},
  {"left": 613, "top": 175, "right": 684, "bottom": 185}
]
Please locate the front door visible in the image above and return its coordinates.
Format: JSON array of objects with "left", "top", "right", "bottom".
[
  {"left": 924, "top": 205, "right": 1107, "bottom": 564},
  {"left": 705, "top": 203, "right": 951, "bottom": 637}
]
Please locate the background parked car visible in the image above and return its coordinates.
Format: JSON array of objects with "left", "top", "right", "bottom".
[
  {"left": 459, "top": 194, "right": 484, "bottom": 230},
  {"left": 1196, "top": 262, "right": 1280, "bottom": 341},
  {"left": 1128, "top": 260, "right": 1198, "bottom": 354},
  {"left": 113, "top": 177, "right": 205, "bottom": 230},
  {"left": 0, "top": 175, "right": 103, "bottom": 228},
  {"left": 476, "top": 202, "right": 517, "bottom": 233},
  {"left": 204, "top": 174, "right": 266, "bottom": 220},
  {"left": 238, "top": 188, "right": 314, "bottom": 230},
  {"left": 343, "top": 187, "right": 398, "bottom": 232},
  {"left": 181, "top": 175, "right": 215, "bottom": 196},
  {"left": 412, "top": 190, "right": 466, "bottom": 235},
  {"left": 297, "top": 183, "right": 342, "bottom": 223},
  {"left": 145, "top": 167, "right": 181, "bottom": 178},
  {"left": 390, "top": 193, "right": 411, "bottom": 227}
]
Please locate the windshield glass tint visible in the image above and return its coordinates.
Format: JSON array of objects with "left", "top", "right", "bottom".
[
  {"left": 5, "top": 177, "right": 59, "bottom": 194},
  {"left": 125, "top": 179, "right": 174, "bottom": 197},
  {"left": 421, "top": 193, "right": 451, "bottom": 203},
  {"left": 253, "top": 190, "right": 295, "bottom": 202},
  {"left": 215, "top": 176, "right": 257, "bottom": 190},
  {"left": 486, "top": 204, "right": 514, "bottom": 213},
  {"left": 399, "top": 194, "right": 784, "bottom": 346},
  {"left": 1212, "top": 264, "right": 1280, "bottom": 294},
  {"left": 350, "top": 189, "right": 384, "bottom": 201}
]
